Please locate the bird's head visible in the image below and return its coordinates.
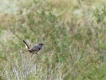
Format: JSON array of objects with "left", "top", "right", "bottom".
[{"left": 39, "top": 43, "right": 45, "bottom": 46}]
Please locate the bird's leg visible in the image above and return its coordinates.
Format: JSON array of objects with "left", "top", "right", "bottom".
[
  {"left": 31, "top": 53, "right": 34, "bottom": 57},
  {"left": 36, "top": 52, "right": 39, "bottom": 60},
  {"left": 36, "top": 52, "right": 38, "bottom": 55}
]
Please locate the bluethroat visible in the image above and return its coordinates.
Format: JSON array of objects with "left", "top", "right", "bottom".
[{"left": 23, "top": 40, "right": 44, "bottom": 57}]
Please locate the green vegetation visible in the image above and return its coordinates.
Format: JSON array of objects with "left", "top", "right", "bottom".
[{"left": 0, "top": 0, "right": 106, "bottom": 80}]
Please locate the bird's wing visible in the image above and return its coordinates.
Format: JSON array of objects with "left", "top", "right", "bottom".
[{"left": 29, "top": 46, "right": 40, "bottom": 52}]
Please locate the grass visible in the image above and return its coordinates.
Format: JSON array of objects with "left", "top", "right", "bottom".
[{"left": 0, "top": 0, "right": 106, "bottom": 80}]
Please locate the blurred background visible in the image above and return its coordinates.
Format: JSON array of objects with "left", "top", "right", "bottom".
[{"left": 0, "top": 0, "right": 106, "bottom": 80}]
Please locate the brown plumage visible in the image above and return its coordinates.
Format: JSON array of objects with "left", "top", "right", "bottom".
[{"left": 23, "top": 40, "right": 44, "bottom": 57}]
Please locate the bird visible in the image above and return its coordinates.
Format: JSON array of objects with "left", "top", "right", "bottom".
[{"left": 23, "top": 40, "right": 44, "bottom": 57}]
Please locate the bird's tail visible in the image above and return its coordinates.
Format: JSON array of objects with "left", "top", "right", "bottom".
[{"left": 23, "top": 40, "right": 30, "bottom": 49}]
